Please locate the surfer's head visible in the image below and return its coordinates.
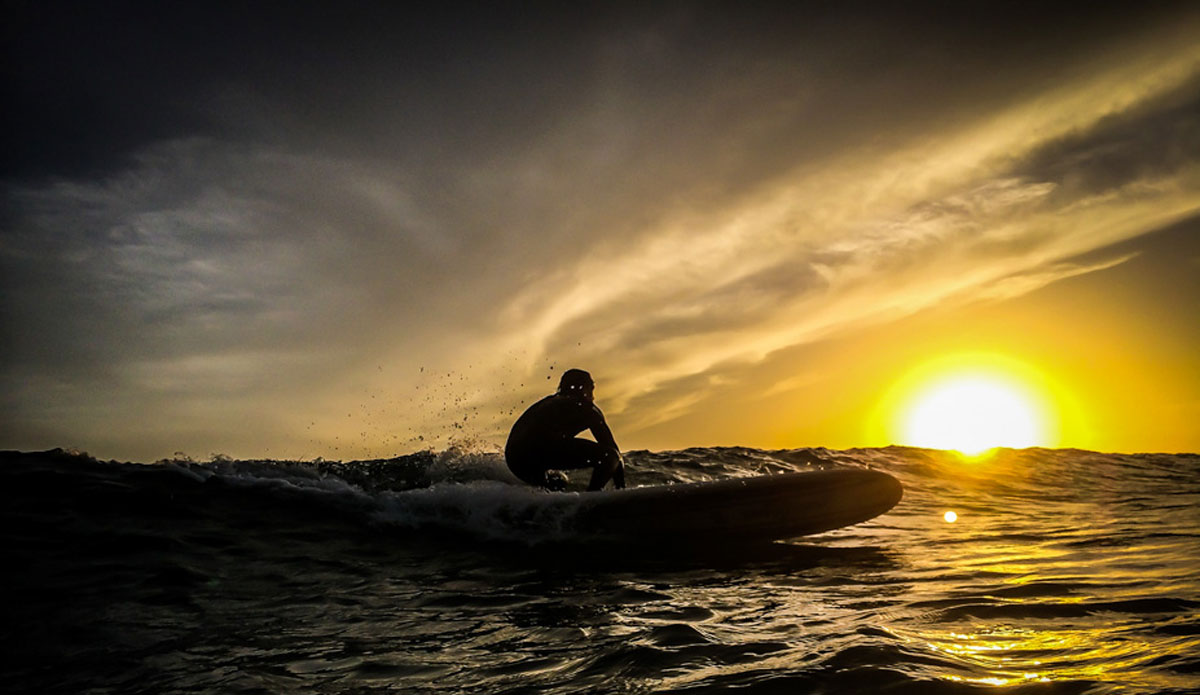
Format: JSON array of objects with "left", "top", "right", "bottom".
[{"left": 558, "top": 368, "right": 594, "bottom": 402}]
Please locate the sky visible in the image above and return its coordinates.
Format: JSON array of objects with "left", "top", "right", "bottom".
[{"left": 3, "top": 1, "right": 1198, "bottom": 461}]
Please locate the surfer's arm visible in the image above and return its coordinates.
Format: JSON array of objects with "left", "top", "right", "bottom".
[
  {"left": 590, "top": 415, "right": 620, "bottom": 456},
  {"left": 590, "top": 412, "right": 625, "bottom": 489}
]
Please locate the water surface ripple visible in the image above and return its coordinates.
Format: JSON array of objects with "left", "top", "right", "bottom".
[{"left": 3, "top": 446, "right": 1198, "bottom": 694}]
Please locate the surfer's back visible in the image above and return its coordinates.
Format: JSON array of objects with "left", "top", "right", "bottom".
[{"left": 505, "top": 393, "right": 600, "bottom": 455}]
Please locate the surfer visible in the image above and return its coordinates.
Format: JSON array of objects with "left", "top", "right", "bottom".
[{"left": 505, "top": 369, "right": 625, "bottom": 491}]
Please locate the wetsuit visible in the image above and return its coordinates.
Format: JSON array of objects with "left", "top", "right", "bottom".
[{"left": 505, "top": 393, "right": 624, "bottom": 491}]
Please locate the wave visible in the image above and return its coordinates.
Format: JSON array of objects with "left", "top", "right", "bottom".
[
  {"left": 3, "top": 445, "right": 1196, "bottom": 547},
  {"left": 932, "top": 597, "right": 1199, "bottom": 622}
]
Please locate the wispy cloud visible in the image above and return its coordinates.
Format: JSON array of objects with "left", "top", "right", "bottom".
[{"left": 495, "top": 40, "right": 1200, "bottom": 431}]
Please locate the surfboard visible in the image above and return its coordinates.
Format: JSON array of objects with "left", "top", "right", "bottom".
[{"left": 570, "top": 468, "right": 902, "bottom": 543}]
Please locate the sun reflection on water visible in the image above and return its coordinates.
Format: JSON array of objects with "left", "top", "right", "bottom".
[
  {"left": 896, "top": 620, "right": 1195, "bottom": 690},
  {"left": 864, "top": 446, "right": 1200, "bottom": 693}
]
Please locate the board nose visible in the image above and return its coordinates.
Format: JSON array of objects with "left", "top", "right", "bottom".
[
  {"left": 881, "top": 471, "right": 904, "bottom": 508},
  {"left": 863, "top": 469, "right": 904, "bottom": 513}
]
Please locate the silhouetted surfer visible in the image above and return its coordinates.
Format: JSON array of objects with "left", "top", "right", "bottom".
[{"left": 505, "top": 369, "right": 625, "bottom": 491}]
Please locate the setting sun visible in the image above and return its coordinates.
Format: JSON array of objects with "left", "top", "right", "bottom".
[
  {"left": 878, "top": 354, "right": 1061, "bottom": 455},
  {"left": 903, "top": 377, "right": 1042, "bottom": 454}
]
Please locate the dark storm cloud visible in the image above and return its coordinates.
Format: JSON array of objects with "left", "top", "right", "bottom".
[
  {"left": 4, "top": 1, "right": 634, "bottom": 180},
  {"left": 6, "top": 1, "right": 1188, "bottom": 181},
  {"left": 1, "top": 140, "right": 466, "bottom": 367},
  {"left": 1012, "top": 75, "right": 1200, "bottom": 202}
]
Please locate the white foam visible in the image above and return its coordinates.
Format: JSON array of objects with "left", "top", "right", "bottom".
[{"left": 373, "top": 481, "right": 585, "bottom": 543}]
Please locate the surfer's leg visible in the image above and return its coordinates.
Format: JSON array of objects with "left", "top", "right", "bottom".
[
  {"left": 586, "top": 449, "right": 621, "bottom": 491},
  {"left": 551, "top": 439, "right": 621, "bottom": 491},
  {"left": 513, "top": 465, "right": 549, "bottom": 487},
  {"left": 505, "top": 449, "right": 550, "bottom": 488}
]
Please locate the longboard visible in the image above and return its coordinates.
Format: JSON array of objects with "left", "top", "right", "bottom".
[{"left": 570, "top": 468, "right": 902, "bottom": 543}]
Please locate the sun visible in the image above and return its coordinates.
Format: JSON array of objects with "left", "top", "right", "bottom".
[
  {"left": 879, "top": 354, "right": 1057, "bottom": 456},
  {"left": 903, "top": 376, "right": 1041, "bottom": 455}
]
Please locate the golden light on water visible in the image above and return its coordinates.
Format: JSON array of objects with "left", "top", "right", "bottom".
[{"left": 878, "top": 354, "right": 1061, "bottom": 456}]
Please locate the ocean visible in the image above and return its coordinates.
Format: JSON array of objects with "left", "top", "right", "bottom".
[{"left": 4, "top": 446, "right": 1198, "bottom": 694}]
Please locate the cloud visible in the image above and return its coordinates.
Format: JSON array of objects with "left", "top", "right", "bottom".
[
  {"left": 3, "top": 4, "right": 1199, "bottom": 458},
  {"left": 0, "top": 140, "right": 486, "bottom": 445},
  {"left": 971, "top": 254, "right": 1140, "bottom": 305},
  {"left": 484, "top": 34, "right": 1200, "bottom": 431},
  {"left": 1013, "top": 75, "right": 1200, "bottom": 199}
]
